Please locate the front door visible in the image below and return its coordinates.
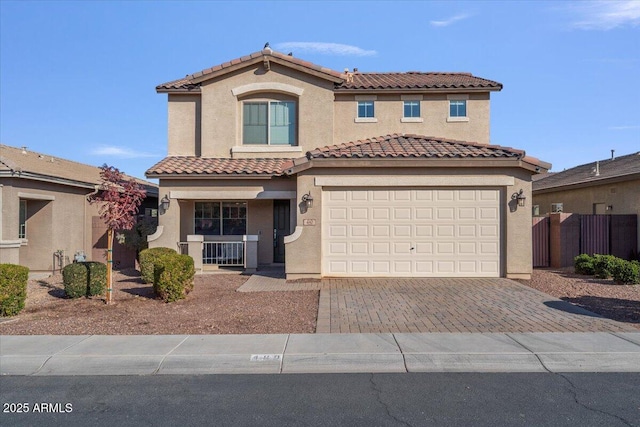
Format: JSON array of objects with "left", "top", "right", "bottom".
[{"left": 273, "top": 200, "right": 290, "bottom": 263}]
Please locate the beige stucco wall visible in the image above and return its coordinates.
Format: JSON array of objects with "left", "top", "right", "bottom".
[
  {"left": 150, "top": 177, "right": 296, "bottom": 265},
  {"left": 0, "top": 177, "right": 97, "bottom": 272},
  {"left": 168, "top": 94, "right": 201, "bottom": 156},
  {"left": 285, "top": 166, "right": 534, "bottom": 279},
  {"left": 333, "top": 92, "right": 491, "bottom": 145}
]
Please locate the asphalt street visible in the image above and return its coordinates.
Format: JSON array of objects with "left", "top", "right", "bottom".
[{"left": 1, "top": 373, "right": 639, "bottom": 426}]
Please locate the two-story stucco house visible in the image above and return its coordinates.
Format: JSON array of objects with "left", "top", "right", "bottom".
[{"left": 146, "top": 47, "right": 550, "bottom": 280}]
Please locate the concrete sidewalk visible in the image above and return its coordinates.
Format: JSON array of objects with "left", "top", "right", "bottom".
[{"left": 2, "top": 332, "right": 639, "bottom": 375}]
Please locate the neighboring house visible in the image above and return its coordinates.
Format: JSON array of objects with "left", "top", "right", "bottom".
[
  {"left": 0, "top": 144, "right": 158, "bottom": 273},
  {"left": 147, "top": 47, "right": 550, "bottom": 280},
  {"left": 533, "top": 151, "right": 640, "bottom": 248},
  {"left": 533, "top": 151, "right": 640, "bottom": 215}
]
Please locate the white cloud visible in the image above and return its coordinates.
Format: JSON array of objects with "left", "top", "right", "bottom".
[
  {"left": 570, "top": 1, "right": 640, "bottom": 30},
  {"left": 91, "top": 145, "right": 157, "bottom": 159},
  {"left": 609, "top": 125, "right": 640, "bottom": 130},
  {"left": 274, "top": 42, "right": 376, "bottom": 57},
  {"left": 430, "top": 13, "right": 470, "bottom": 27}
]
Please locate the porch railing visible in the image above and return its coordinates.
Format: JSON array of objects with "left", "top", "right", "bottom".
[{"left": 203, "top": 241, "right": 245, "bottom": 267}]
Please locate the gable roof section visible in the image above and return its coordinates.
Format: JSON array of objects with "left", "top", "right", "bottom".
[
  {"left": 0, "top": 144, "right": 158, "bottom": 193},
  {"left": 157, "top": 49, "right": 344, "bottom": 92},
  {"left": 303, "top": 134, "right": 549, "bottom": 172},
  {"left": 533, "top": 151, "right": 640, "bottom": 192},
  {"left": 157, "top": 49, "right": 502, "bottom": 93},
  {"left": 145, "top": 157, "right": 292, "bottom": 178}
]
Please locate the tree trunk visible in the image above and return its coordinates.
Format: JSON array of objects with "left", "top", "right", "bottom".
[{"left": 106, "top": 228, "right": 113, "bottom": 304}]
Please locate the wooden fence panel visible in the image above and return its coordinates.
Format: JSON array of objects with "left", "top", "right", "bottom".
[
  {"left": 611, "top": 215, "right": 638, "bottom": 259},
  {"left": 580, "top": 215, "right": 610, "bottom": 256},
  {"left": 532, "top": 216, "right": 550, "bottom": 267}
]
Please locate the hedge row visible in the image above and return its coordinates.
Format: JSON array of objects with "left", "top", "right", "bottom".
[
  {"left": 152, "top": 252, "right": 195, "bottom": 303},
  {"left": 0, "top": 264, "right": 29, "bottom": 316},
  {"left": 62, "top": 262, "right": 107, "bottom": 298},
  {"left": 574, "top": 254, "right": 640, "bottom": 285},
  {"left": 139, "top": 247, "right": 176, "bottom": 284}
]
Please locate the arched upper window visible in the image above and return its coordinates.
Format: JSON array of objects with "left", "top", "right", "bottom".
[{"left": 240, "top": 93, "right": 297, "bottom": 146}]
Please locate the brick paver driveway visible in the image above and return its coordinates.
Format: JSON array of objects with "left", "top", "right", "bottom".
[{"left": 315, "top": 278, "right": 635, "bottom": 334}]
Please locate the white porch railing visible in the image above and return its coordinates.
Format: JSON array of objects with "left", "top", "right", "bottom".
[
  {"left": 177, "top": 235, "right": 257, "bottom": 272},
  {"left": 203, "top": 241, "right": 245, "bottom": 267}
]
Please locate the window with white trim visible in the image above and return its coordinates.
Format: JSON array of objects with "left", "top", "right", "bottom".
[
  {"left": 403, "top": 101, "right": 420, "bottom": 118},
  {"left": 243, "top": 101, "right": 296, "bottom": 145},
  {"left": 19, "top": 200, "right": 27, "bottom": 239},
  {"left": 357, "top": 101, "right": 375, "bottom": 118},
  {"left": 195, "top": 202, "right": 247, "bottom": 236},
  {"left": 449, "top": 99, "right": 467, "bottom": 117}
]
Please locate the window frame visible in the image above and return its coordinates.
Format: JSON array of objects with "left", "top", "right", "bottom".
[
  {"left": 242, "top": 100, "right": 297, "bottom": 146},
  {"left": 19, "top": 199, "right": 27, "bottom": 239},
  {"left": 446, "top": 94, "right": 469, "bottom": 122},
  {"left": 357, "top": 101, "right": 375, "bottom": 118},
  {"left": 194, "top": 201, "right": 247, "bottom": 236},
  {"left": 403, "top": 100, "right": 421, "bottom": 118}
]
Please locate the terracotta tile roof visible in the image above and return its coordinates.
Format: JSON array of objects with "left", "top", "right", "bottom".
[
  {"left": 157, "top": 49, "right": 343, "bottom": 91},
  {"left": 157, "top": 49, "right": 501, "bottom": 92},
  {"left": 337, "top": 72, "right": 502, "bottom": 91},
  {"left": 307, "top": 134, "right": 525, "bottom": 161},
  {"left": 0, "top": 144, "right": 157, "bottom": 192},
  {"left": 533, "top": 151, "right": 640, "bottom": 192},
  {"left": 145, "top": 157, "right": 292, "bottom": 177}
]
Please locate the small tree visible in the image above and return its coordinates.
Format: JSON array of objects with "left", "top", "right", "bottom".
[{"left": 89, "top": 165, "right": 146, "bottom": 304}]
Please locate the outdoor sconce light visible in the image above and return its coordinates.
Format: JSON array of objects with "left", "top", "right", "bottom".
[
  {"left": 301, "top": 192, "right": 314, "bottom": 209},
  {"left": 160, "top": 195, "right": 170, "bottom": 211},
  {"left": 511, "top": 189, "right": 526, "bottom": 207}
]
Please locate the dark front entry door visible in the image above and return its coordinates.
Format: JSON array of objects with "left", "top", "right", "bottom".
[{"left": 273, "top": 200, "right": 290, "bottom": 263}]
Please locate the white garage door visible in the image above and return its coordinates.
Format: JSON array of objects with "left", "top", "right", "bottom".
[{"left": 323, "top": 188, "right": 501, "bottom": 277}]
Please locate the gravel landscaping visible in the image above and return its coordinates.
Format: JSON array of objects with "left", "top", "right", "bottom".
[
  {"left": 519, "top": 268, "right": 640, "bottom": 327},
  {"left": 0, "top": 269, "right": 318, "bottom": 335},
  {"left": 1, "top": 268, "right": 638, "bottom": 335}
]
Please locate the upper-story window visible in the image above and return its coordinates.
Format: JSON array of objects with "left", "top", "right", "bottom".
[
  {"left": 403, "top": 101, "right": 420, "bottom": 118},
  {"left": 357, "top": 101, "right": 375, "bottom": 118},
  {"left": 19, "top": 200, "right": 27, "bottom": 239},
  {"left": 449, "top": 100, "right": 467, "bottom": 117},
  {"left": 243, "top": 101, "right": 296, "bottom": 145}
]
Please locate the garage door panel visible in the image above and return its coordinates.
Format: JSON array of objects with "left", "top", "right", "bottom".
[{"left": 323, "top": 188, "right": 501, "bottom": 277}]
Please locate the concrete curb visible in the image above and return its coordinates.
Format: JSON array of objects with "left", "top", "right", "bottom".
[{"left": 1, "top": 332, "right": 639, "bottom": 376}]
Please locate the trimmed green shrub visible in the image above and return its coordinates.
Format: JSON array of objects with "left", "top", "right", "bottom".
[
  {"left": 611, "top": 260, "right": 640, "bottom": 285},
  {"left": 574, "top": 254, "right": 595, "bottom": 275},
  {"left": 139, "top": 247, "right": 176, "bottom": 284},
  {"left": 593, "top": 254, "right": 618, "bottom": 279},
  {"left": 0, "top": 264, "right": 29, "bottom": 316},
  {"left": 62, "top": 263, "right": 88, "bottom": 298},
  {"left": 153, "top": 253, "right": 195, "bottom": 303},
  {"left": 82, "top": 262, "right": 107, "bottom": 296}
]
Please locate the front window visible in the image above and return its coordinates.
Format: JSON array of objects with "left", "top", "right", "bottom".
[
  {"left": 403, "top": 101, "right": 420, "bottom": 118},
  {"left": 449, "top": 100, "right": 467, "bottom": 117},
  {"left": 243, "top": 101, "right": 296, "bottom": 145},
  {"left": 195, "top": 202, "right": 247, "bottom": 236},
  {"left": 19, "top": 200, "right": 27, "bottom": 239},
  {"left": 357, "top": 101, "right": 375, "bottom": 118}
]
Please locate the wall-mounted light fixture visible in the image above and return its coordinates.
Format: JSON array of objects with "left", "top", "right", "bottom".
[
  {"left": 160, "top": 195, "right": 170, "bottom": 211},
  {"left": 511, "top": 189, "right": 526, "bottom": 207},
  {"left": 301, "top": 192, "right": 314, "bottom": 209}
]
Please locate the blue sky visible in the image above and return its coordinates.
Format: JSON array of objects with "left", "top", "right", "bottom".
[{"left": 1, "top": 1, "right": 639, "bottom": 181}]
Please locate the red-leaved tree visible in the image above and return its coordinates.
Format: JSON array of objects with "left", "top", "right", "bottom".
[{"left": 89, "top": 165, "right": 146, "bottom": 304}]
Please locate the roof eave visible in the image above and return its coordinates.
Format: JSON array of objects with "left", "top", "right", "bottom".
[
  {"left": 533, "top": 171, "right": 640, "bottom": 194},
  {"left": 334, "top": 86, "right": 502, "bottom": 94},
  {"left": 156, "top": 87, "right": 201, "bottom": 94}
]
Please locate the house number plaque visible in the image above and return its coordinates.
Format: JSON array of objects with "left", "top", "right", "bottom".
[{"left": 303, "top": 219, "right": 316, "bottom": 226}]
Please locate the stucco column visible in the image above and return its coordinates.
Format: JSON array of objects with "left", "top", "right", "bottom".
[
  {"left": 187, "top": 234, "right": 204, "bottom": 273},
  {"left": 243, "top": 235, "right": 258, "bottom": 273}
]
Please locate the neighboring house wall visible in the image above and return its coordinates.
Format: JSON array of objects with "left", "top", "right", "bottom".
[
  {"left": 333, "top": 92, "right": 491, "bottom": 145},
  {"left": 533, "top": 179, "right": 640, "bottom": 216},
  {"left": 0, "top": 177, "right": 97, "bottom": 271}
]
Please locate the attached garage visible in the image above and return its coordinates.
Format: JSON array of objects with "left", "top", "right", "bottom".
[
  {"left": 284, "top": 135, "right": 552, "bottom": 281},
  {"left": 323, "top": 187, "right": 501, "bottom": 277}
]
